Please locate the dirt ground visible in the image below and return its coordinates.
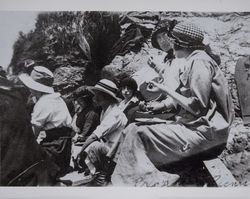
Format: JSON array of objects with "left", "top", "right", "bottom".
[{"left": 220, "top": 117, "right": 250, "bottom": 186}]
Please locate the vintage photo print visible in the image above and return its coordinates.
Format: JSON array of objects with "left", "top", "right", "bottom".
[{"left": 0, "top": 0, "right": 250, "bottom": 198}]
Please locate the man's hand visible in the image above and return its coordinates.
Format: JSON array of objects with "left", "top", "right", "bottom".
[
  {"left": 75, "top": 149, "right": 89, "bottom": 171},
  {"left": 139, "top": 101, "right": 148, "bottom": 112},
  {"left": 147, "top": 56, "right": 157, "bottom": 69},
  {"left": 81, "top": 133, "right": 99, "bottom": 151}
]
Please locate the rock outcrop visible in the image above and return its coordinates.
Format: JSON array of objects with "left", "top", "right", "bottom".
[{"left": 8, "top": 11, "right": 121, "bottom": 93}]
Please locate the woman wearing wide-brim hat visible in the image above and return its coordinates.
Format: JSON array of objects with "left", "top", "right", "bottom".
[
  {"left": 75, "top": 79, "right": 128, "bottom": 186},
  {"left": 111, "top": 21, "right": 234, "bottom": 186},
  {"left": 19, "top": 66, "right": 73, "bottom": 176},
  {"left": 140, "top": 19, "right": 184, "bottom": 114}
]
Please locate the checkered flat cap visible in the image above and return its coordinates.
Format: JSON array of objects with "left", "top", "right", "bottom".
[{"left": 170, "top": 22, "right": 204, "bottom": 47}]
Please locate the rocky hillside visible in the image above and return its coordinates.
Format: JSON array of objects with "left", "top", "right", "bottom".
[
  {"left": 8, "top": 12, "right": 250, "bottom": 105},
  {"left": 9, "top": 11, "right": 121, "bottom": 93},
  {"left": 102, "top": 12, "right": 250, "bottom": 114}
]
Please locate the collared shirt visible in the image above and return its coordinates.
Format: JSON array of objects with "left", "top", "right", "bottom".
[
  {"left": 31, "top": 93, "right": 72, "bottom": 130},
  {"left": 93, "top": 103, "right": 128, "bottom": 148}
]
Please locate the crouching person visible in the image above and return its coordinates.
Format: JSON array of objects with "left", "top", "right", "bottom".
[
  {"left": 76, "top": 79, "right": 127, "bottom": 186},
  {"left": 19, "top": 66, "right": 73, "bottom": 176}
]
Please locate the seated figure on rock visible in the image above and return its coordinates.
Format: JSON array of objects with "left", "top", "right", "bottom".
[
  {"left": 71, "top": 89, "right": 100, "bottom": 145},
  {"left": 76, "top": 79, "right": 127, "bottom": 186}
]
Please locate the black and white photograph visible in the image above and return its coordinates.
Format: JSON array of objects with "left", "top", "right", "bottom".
[{"left": 0, "top": 0, "right": 250, "bottom": 198}]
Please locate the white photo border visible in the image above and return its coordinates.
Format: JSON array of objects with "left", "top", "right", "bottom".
[{"left": 0, "top": 0, "right": 250, "bottom": 198}]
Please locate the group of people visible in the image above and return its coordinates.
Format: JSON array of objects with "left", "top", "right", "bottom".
[{"left": 0, "top": 20, "right": 234, "bottom": 186}]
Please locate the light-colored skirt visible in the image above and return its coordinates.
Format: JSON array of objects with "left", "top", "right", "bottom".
[{"left": 111, "top": 122, "right": 227, "bottom": 187}]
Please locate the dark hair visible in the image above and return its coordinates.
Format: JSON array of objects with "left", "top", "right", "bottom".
[
  {"left": 74, "top": 89, "right": 94, "bottom": 107},
  {"left": 76, "top": 95, "right": 93, "bottom": 107},
  {"left": 120, "top": 77, "right": 138, "bottom": 92}
]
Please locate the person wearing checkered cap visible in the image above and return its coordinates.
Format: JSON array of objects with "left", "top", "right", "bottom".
[
  {"left": 169, "top": 21, "right": 221, "bottom": 65},
  {"left": 111, "top": 21, "right": 234, "bottom": 187},
  {"left": 169, "top": 22, "right": 204, "bottom": 48}
]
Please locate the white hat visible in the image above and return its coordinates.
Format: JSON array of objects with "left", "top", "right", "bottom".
[
  {"left": 18, "top": 66, "right": 54, "bottom": 94},
  {"left": 88, "top": 79, "right": 120, "bottom": 102}
]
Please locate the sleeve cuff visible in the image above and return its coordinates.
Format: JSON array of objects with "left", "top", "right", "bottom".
[
  {"left": 93, "top": 131, "right": 103, "bottom": 139},
  {"left": 162, "top": 98, "right": 176, "bottom": 110}
]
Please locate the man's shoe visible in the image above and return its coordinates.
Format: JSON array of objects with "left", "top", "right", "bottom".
[
  {"left": 59, "top": 171, "right": 94, "bottom": 186},
  {"left": 73, "top": 172, "right": 95, "bottom": 186},
  {"left": 86, "top": 171, "right": 108, "bottom": 187}
]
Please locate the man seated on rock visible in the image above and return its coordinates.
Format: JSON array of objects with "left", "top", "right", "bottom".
[{"left": 76, "top": 79, "right": 127, "bottom": 186}]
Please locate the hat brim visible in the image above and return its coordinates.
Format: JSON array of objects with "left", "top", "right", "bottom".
[
  {"left": 87, "top": 86, "right": 121, "bottom": 102},
  {"left": 18, "top": 73, "right": 54, "bottom": 94}
]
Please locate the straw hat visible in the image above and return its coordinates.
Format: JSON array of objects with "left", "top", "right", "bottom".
[
  {"left": 18, "top": 66, "right": 54, "bottom": 93},
  {"left": 88, "top": 79, "right": 120, "bottom": 102}
]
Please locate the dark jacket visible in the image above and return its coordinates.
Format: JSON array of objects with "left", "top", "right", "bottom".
[
  {"left": 123, "top": 99, "right": 140, "bottom": 125},
  {"left": 76, "top": 106, "right": 100, "bottom": 138},
  {"left": 0, "top": 77, "right": 58, "bottom": 186}
]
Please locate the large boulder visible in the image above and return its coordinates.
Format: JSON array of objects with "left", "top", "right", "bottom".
[{"left": 8, "top": 11, "right": 121, "bottom": 95}]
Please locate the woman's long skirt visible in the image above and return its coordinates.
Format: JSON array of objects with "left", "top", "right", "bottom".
[{"left": 111, "top": 122, "right": 226, "bottom": 187}]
